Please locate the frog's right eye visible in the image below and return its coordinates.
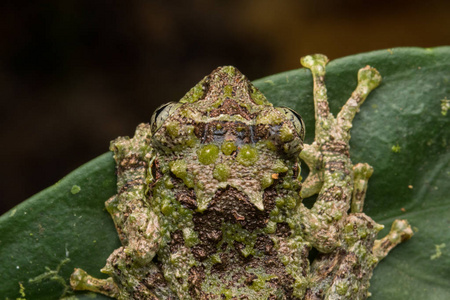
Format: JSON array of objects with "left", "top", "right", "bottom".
[
  {"left": 275, "top": 107, "right": 305, "bottom": 141},
  {"left": 150, "top": 102, "right": 183, "bottom": 134}
]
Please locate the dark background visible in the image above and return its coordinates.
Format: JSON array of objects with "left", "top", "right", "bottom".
[{"left": 1, "top": 0, "right": 449, "bottom": 214}]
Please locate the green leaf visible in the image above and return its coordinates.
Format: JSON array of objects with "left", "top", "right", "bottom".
[{"left": 1, "top": 47, "right": 449, "bottom": 300}]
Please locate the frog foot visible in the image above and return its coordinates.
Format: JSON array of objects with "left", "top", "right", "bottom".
[
  {"left": 373, "top": 219, "right": 414, "bottom": 261},
  {"left": 71, "top": 268, "right": 119, "bottom": 298}
]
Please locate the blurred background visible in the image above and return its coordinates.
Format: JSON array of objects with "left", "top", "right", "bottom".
[{"left": 1, "top": 0, "right": 449, "bottom": 214}]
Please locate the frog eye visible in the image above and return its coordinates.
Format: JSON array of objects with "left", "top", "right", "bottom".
[
  {"left": 275, "top": 107, "right": 305, "bottom": 140},
  {"left": 150, "top": 102, "right": 183, "bottom": 134}
]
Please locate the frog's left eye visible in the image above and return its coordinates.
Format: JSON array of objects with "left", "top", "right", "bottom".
[
  {"left": 275, "top": 107, "right": 305, "bottom": 140},
  {"left": 150, "top": 102, "right": 183, "bottom": 134}
]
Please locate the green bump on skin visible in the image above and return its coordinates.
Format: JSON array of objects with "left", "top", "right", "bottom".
[
  {"left": 272, "top": 160, "right": 288, "bottom": 173},
  {"left": 166, "top": 121, "right": 179, "bottom": 138},
  {"left": 285, "top": 196, "right": 296, "bottom": 209},
  {"left": 265, "top": 221, "right": 277, "bottom": 234},
  {"left": 197, "top": 144, "right": 220, "bottom": 165},
  {"left": 236, "top": 144, "right": 259, "bottom": 166},
  {"left": 275, "top": 198, "right": 285, "bottom": 208},
  {"left": 279, "top": 124, "right": 294, "bottom": 142},
  {"left": 282, "top": 181, "right": 291, "bottom": 189},
  {"left": 185, "top": 127, "right": 197, "bottom": 147},
  {"left": 221, "top": 141, "right": 237, "bottom": 155},
  {"left": 262, "top": 140, "right": 277, "bottom": 152},
  {"left": 271, "top": 206, "right": 280, "bottom": 217},
  {"left": 213, "top": 164, "right": 230, "bottom": 182},
  {"left": 260, "top": 173, "right": 274, "bottom": 189},
  {"left": 170, "top": 159, "right": 187, "bottom": 179},
  {"left": 161, "top": 198, "right": 174, "bottom": 216},
  {"left": 182, "top": 227, "right": 198, "bottom": 248},
  {"left": 169, "top": 160, "right": 195, "bottom": 188},
  {"left": 164, "top": 177, "right": 174, "bottom": 189}
]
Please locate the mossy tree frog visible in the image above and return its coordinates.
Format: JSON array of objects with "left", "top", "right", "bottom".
[{"left": 71, "top": 54, "right": 413, "bottom": 299}]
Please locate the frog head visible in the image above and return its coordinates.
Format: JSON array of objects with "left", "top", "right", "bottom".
[{"left": 150, "top": 66, "right": 305, "bottom": 212}]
